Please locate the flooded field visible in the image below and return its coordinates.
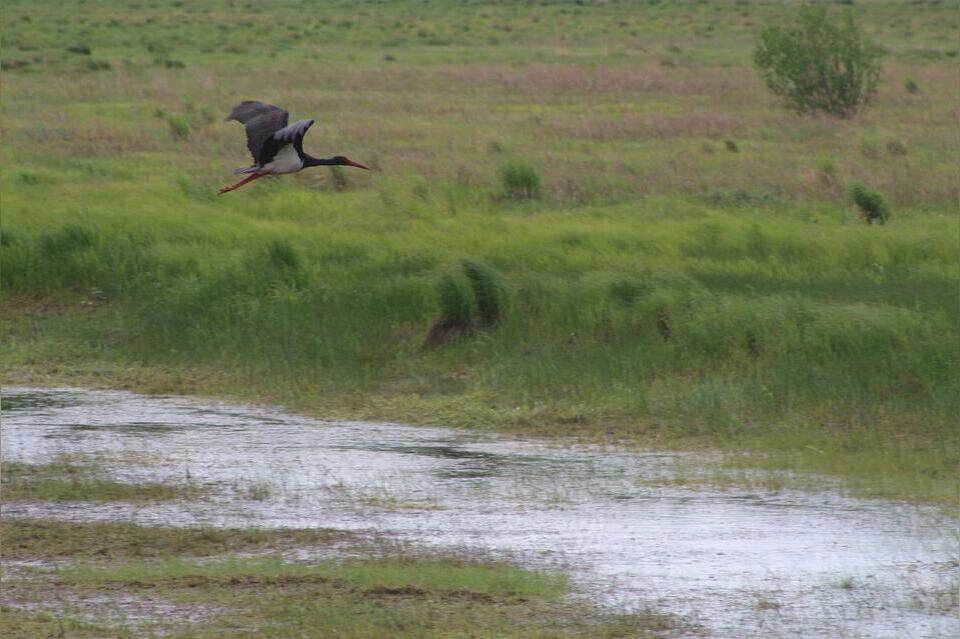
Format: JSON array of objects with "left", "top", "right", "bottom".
[{"left": 2, "top": 387, "right": 957, "bottom": 638}]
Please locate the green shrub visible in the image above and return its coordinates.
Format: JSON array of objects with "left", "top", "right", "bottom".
[
  {"left": 753, "top": 6, "right": 882, "bottom": 117},
  {"left": 498, "top": 160, "right": 541, "bottom": 200},
  {"left": 461, "top": 259, "right": 503, "bottom": 327},
  {"left": 848, "top": 183, "right": 891, "bottom": 224},
  {"left": 436, "top": 274, "right": 475, "bottom": 328},
  {"left": 904, "top": 78, "right": 919, "bottom": 94},
  {"left": 168, "top": 116, "right": 191, "bottom": 140},
  {"left": 66, "top": 44, "right": 91, "bottom": 55},
  {"left": 724, "top": 139, "right": 739, "bottom": 153},
  {"left": 425, "top": 261, "right": 505, "bottom": 345}
]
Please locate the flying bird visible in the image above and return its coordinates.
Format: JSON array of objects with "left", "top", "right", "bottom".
[{"left": 219, "top": 101, "right": 369, "bottom": 195}]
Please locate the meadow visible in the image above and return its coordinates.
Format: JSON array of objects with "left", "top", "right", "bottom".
[{"left": 2, "top": 0, "right": 958, "bottom": 513}]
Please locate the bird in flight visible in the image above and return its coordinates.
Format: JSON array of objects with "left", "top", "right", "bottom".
[{"left": 219, "top": 101, "right": 369, "bottom": 195}]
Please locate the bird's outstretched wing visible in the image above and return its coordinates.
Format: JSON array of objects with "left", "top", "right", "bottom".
[
  {"left": 226, "top": 101, "right": 289, "bottom": 166},
  {"left": 273, "top": 119, "right": 316, "bottom": 157}
]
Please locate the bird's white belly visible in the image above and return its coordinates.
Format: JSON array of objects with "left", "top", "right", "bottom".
[{"left": 261, "top": 144, "right": 303, "bottom": 175}]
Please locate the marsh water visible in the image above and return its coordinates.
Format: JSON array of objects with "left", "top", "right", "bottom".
[{"left": 2, "top": 387, "right": 956, "bottom": 638}]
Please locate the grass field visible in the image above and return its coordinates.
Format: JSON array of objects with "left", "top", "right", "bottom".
[{"left": 2, "top": 0, "right": 958, "bottom": 510}]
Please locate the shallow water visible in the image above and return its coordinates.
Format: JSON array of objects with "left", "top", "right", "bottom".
[{"left": 2, "top": 387, "right": 956, "bottom": 638}]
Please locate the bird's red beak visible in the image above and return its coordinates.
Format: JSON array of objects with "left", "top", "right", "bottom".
[{"left": 343, "top": 159, "right": 370, "bottom": 170}]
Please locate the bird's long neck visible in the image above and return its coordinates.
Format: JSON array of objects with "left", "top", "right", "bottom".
[{"left": 302, "top": 154, "right": 341, "bottom": 168}]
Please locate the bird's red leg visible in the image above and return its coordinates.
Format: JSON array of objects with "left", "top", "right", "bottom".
[{"left": 218, "top": 172, "right": 266, "bottom": 195}]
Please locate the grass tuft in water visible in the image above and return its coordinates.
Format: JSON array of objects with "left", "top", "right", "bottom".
[{"left": 0, "top": 461, "right": 204, "bottom": 503}]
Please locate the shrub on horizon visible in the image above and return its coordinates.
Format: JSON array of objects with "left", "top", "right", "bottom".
[{"left": 753, "top": 6, "right": 882, "bottom": 117}]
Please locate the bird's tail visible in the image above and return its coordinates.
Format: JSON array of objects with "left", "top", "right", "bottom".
[{"left": 233, "top": 165, "right": 260, "bottom": 175}]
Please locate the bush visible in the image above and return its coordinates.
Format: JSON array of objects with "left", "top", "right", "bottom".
[
  {"left": 66, "top": 44, "right": 91, "bottom": 55},
  {"left": 904, "top": 78, "right": 919, "bottom": 94},
  {"left": 498, "top": 160, "right": 541, "bottom": 200},
  {"left": 753, "top": 6, "right": 882, "bottom": 117},
  {"left": 424, "top": 274, "right": 476, "bottom": 346},
  {"left": 461, "top": 259, "right": 503, "bottom": 327},
  {"left": 168, "top": 116, "right": 191, "bottom": 140},
  {"left": 424, "top": 261, "right": 506, "bottom": 346},
  {"left": 848, "top": 183, "right": 890, "bottom": 224},
  {"left": 436, "top": 274, "right": 475, "bottom": 328}
]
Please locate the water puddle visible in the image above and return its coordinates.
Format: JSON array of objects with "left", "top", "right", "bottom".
[{"left": 2, "top": 387, "right": 956, "bottom": 638}]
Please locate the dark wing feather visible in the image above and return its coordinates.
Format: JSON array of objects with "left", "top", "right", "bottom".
[
  {"left": 226, "top": 101, "right": 289, "bottom": 165},
  {"left": 272, "top": 119, "right": 315, "bottom": 157}
]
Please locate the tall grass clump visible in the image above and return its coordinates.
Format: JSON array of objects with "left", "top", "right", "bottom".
[
  {"left": 424, "top": 260, "right": 505, "bottom": 345},
  {"left": 168, "top": 116, "right": 191, "bottom": 140},
  {"left": 499, "top": 160, "right": 541, "bottom": 200},
  {"left": 461, "top": 259, "right": 504, "bottom": 327},
  {"left": 848, "top": 183, "right": 891, "bottom": 224},
  {"left": 40, "top": 224, "right": 96, "bottom": 257},
  {"left": 424, "top": 273, "right": 475, "bottom": 346},
  {"left": 754, "top": 6, "right": 883, "bottom": 117}
]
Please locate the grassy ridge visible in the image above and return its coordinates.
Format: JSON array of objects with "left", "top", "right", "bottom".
[{"left": 2, "top": 0, "right": 958, "bottom": 503}]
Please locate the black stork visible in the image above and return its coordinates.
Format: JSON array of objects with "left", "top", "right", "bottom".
[{"left": 218, "top": 101, "right": 369, "bottom": 195}]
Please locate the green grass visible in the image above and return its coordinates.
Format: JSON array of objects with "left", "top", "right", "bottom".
[
  {"left": 1, "top": 0, "right": 958, "bottom": 504},
  {"left": 0, "top": 519, "right": 353, "bottom": 560},
  {"left": 0, "top": 461, "right": 204, "bottom": 502},
  {"left": 0, "top": 607, "right": 115, "bottom": 639},
  {"left": 1, "top": 520, "right": 685, "bottom": 637},
  {"left": 46, "top": 556, "right": 679, "bottom": 638}
]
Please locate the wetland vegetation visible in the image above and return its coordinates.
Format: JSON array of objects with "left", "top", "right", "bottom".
[
  {"left": 1, "top": 515, "right": 682, "bottom": 638},
  {"left": 2, "top": 0, "right": 956, "bottom": 504},
  {"left": 1, "top": 1, "right": 958, "bottom": 634}
]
